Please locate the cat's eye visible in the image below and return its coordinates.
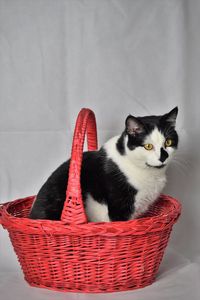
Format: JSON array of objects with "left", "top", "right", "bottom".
[
  {"left": 165, "top": 139, "right": 173, "bottom": 147},
  {"left": 144, "top": 144, "right": 153, "bottom": 150}
]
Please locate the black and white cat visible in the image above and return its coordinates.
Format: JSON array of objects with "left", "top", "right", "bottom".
[{"left": 29, "top": 107, "right": 178, "bottom": 222}]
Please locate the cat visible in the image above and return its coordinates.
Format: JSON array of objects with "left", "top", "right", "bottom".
[{"left": 29, "top": 107, "right": 178, "bottom": 222}]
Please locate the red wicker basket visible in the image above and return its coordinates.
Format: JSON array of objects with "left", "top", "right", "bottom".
[{"left": 0, "top": 108, "right": 181, "bottom": 293}]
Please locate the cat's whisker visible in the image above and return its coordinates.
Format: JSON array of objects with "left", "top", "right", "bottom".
[
  {"left": 172, "top": 159, "right": 187, "bottom": 174},
  {"left": 171, "top": 155, "right": 191, "bottom": 176},
  {"left": 172, "top": 153, "right": 192, "bottom": 169}
]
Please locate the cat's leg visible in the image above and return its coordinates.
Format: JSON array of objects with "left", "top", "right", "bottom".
[{"left": 85, "top": 193, "right": 110, "bottom": 222}]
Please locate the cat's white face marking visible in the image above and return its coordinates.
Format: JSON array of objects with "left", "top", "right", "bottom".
[{"left": 126, "top": 127, "right": 175, "bottom": 169}]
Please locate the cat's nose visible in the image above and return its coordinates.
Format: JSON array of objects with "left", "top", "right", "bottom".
[{"left": 159, "top": 148, "right": 169, "bottom": 163}]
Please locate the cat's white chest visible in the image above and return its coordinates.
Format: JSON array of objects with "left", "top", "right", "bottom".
[
  {"left": 116, "top": 159, "right": 167, "bottom": 218},
  {"left": 132, "top": 174, "right": 166, "bottom": 218}
]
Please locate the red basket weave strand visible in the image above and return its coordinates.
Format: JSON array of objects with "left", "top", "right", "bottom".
[
  {"left": 0, "top": 204, "right": 3, "bottom": 224},
  {"left": 0, "top": 108, "right": 181, "bottom": 293},
  {"left": 0, "top": 202, "right": 9, "bottom": 225},
  {"left": 61, "top": 108, "right": 98, "bottom": 224}
]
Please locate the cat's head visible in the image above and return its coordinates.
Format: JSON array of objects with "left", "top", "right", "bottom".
[{"left": 123, "top": 107, "right": 179, "bottom": 170}]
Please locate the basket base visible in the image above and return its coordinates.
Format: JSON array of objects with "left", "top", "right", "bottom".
[
  {"left": 1, "top": 194, "right": 181, "bottom": 295},
  {"left": 25, "top": 277, "right": 155, "bottom": 293}
]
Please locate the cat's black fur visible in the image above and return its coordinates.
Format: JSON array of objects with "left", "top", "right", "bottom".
[
  {"left": 29, "top": 148, "right": 138, "bottom": 221},
  {"left": 29, "top": 108, "right": 178, "bottom": 221}
]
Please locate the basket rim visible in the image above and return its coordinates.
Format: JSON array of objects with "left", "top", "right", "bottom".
[{"left": 0, "top": 194, "right": 181, "bottom": 236}]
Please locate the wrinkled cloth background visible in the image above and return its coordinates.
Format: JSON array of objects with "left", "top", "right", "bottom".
[{"left": 0, "top": 1, "right": 200, "bottom": 299}]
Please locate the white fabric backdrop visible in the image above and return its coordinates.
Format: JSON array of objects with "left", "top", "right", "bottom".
[{"left": 0, "top": 0, "right": 200, "bottom": 299}]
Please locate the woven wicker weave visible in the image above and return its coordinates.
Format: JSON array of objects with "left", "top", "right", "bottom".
[{"left": 0, "top": 108, "right": 181, "bottom": 293}]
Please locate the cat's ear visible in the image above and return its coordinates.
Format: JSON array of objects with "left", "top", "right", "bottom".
[
  {"left": 125, "top": 115, "right": 145, "bottom": 136},
  {"left": 161, "top": 107, "right": 178, "bottom": 127}
]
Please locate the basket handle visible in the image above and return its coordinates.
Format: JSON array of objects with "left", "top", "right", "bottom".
[{"left": 61, "top": 108, "right": 98, "bottom": 224}]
